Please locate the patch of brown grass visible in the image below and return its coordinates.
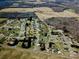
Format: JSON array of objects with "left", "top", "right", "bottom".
[{"left": 0, "top": 47, "right": 79, "bottom": 59}]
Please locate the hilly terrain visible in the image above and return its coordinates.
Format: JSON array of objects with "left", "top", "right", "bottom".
[{"left": 0, "top": 0, "right": 79, "bottom": 59}]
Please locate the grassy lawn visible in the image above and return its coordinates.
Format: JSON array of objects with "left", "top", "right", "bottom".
[
  {"left": 0, "top": 18, "right": 8, "bottom": 26},
  {"left": 0, "top": 47, "right": 69, "bottom": 59},
  {"left": 0, "top": 46, "right": 79, "bottom": 59},
  {"left": 0, "top": 18, "right": 7, "bottom": 23}
]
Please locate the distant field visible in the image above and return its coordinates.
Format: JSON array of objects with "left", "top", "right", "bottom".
[{"left": 0, "top": 7, "right": 79, "bottom": 19}]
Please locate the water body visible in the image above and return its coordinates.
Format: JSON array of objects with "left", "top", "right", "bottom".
[
  {"left": 0, "top": 1, "right": 62, "bottom": 8},
  {"left": 0, "top": 0, "right": 75, "bottom": 8},
  {"left": 0, "top": 1, "right": 14, "bottom": 7}
]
